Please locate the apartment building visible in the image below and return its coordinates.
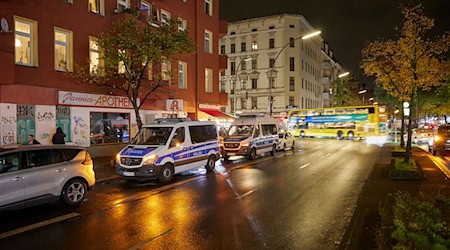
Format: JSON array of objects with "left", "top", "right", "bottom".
[
  {"left": 321, "top": 41, "right": 343, "bottom": 108},
  {"left": 220, "top": 14, "right": 323, "bottom": 118},
  {"left": 0, "top": 0, "right": 228, "bottom": 155}
]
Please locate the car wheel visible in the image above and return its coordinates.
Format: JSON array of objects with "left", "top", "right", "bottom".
[
  {"left": 205, "top": 155, "right": 216, "bottom": 173},
  {"left": 158, "top": 163, "right": 174, "bottom": 183},
  {"left": 249, "top": 148, "right": 257, "bottom": 160},
  {"left": 270, "top": 145, "right": 276, "bottom": 156},
  {"left": 291, "top": 141, "right": 295, "bottom": 151},
  {"left": 61, "top": 179, "right": 87, "bottom": 207}
]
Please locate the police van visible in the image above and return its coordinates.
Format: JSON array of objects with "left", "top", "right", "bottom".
[
  {"left": 221, "top": 116, "right": 278, "bottom": 160},
  {"left": 116, "top": 119, "right": 220, "bottom": 183}
]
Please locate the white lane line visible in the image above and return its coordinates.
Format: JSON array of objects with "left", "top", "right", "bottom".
[
  {"left": 321, "top": 152, "right": 332, "bottom": 159},
  {"left": 0, "top": 212, "right": 80, "bottom": 240},
  {"left": 109, "top": 176, "right": 206, "bottom": 206},
  {"left": 235, "top": 184, "right": 269, "bottom": 200},
  {"left": 128, "top": 228, "right": 174, "bottom": 250},
  {"left": 299, "top": 163, "right": 311, "bottom": 169}
]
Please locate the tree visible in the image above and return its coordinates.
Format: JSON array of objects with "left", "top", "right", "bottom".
[
  {"left": 72, "top": 14, "right": 195, "bottom": 130},
  {"left": 361, "top": 4, "right": 450, "bottom": 162},
  {"left": 332, "top": 77, "right": 362, "bottom": 106}
]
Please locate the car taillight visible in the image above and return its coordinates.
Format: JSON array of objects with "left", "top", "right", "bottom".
[{"left": 82, "top": 151, "right": 93, "bottom": 165}]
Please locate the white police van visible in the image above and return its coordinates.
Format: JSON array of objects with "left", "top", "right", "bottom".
[
  {"left": 116, "top": 119, "right": 219, "bottom": 183},
  {"left": 221, "top": 116, "right": 278, "bottom": 160}
]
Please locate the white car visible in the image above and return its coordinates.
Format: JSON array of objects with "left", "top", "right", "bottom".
[{"left": 277, "top": 132, "right": 295, "bottom": 151}]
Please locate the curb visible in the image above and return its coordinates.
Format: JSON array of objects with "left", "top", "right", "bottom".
[
  {"left": 415, "top": 146, "right": 450, "bottom": 179},
  {"left": 96, "top": 175, "right": 120, "bottom": 183}
]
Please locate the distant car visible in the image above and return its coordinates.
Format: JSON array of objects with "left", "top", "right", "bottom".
[
  {"left": 0, "top": 145, "right": 95, "bottom": 211},
  {"left": 277, "top": 132, "right": 295, "bottom": 151},
  {"left": 404, "top": 128, "right": 433, "bottom": 144},
  {"left": 428, "top": 125, "right": 450, "bottom": 156}
]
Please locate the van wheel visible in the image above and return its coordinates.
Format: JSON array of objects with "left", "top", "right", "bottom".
[
  {"left": 206, "top": 155, "right": 216, "bottom": 173},
  {"left": 270, "top": 145, "right": 276, "bottom": 156},
  {"left": 158, "top": 163, "right": 174, "bottom": 183},
  {"left": 249, "top": 148, "right": 257, "bottom": 160},
  {"left": 61, "top": 179, "right": 87, "bottom": 207}
]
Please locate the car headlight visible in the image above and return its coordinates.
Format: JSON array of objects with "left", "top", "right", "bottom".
[
  {"left": 241, "top": 142, "right": 249, "bottom": 147},
  {"left": 144, "top": 154, "right": 158, "bottom": 164},
  {"left": 434, "top": 135, "right": 440, "bottom": 142},
  {"left": 116, "top": 154, "right": 121, "bottom": 163}
]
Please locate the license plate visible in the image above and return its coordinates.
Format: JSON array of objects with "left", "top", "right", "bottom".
[
  {"left": 123, "top": 171, "right": 135, "bottom": 177},
  {"left": 228, "top": 153, "right": 236, "bottom": 156}
]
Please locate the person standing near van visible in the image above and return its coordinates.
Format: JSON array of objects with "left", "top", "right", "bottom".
[
  {"left": 26, "top": 135, "right": 40, "bottom": 145},
  {"left": 52, "top": 127, "right": 66, "bottom": 144}
]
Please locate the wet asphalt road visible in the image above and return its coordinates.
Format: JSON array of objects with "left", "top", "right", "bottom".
[{"left": 0, "top": 139, "right": 382, "bottom": 249}]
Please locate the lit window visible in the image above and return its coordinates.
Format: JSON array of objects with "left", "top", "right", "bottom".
[
  {"left": 88, "top": 0, "right": 104, "bottom": 15},
  {"left": 89, "top": 37, "right": 100, "bottom": 74},
  {"left": 178, "top": 18, "right": 187, "bottom": 31},
  {"left": 205, "top": 30, "right": 213, "bottom": 53},
  {"left": 205, "top": 0, "right": 212, "bottom": 16},
  {"left": 162, "top": 60, "right": 171, "bottom": 81},
  {"left": 118, "top": 49, "right": 126, "bottom": 74},
  {"left": 141, "top": 1, "right": 152, "bottom": 23},
  {"left": 161, "top": 10, "right": 170, "bottom": 25},
  {"left": 178, "top": 61, "right": 187, "bottom": 89},
  {"left": 14, "top": 17, "right": 36, "bottom": 66},
  {"left": 251, "top": 40, "right": 258, "bottom": 50},
  {"left": 205, "top": 68, "right": 213, "bottom": 93},
  {"left": 117, "top": 0, "right": 129, "bottom": 12},
  {"left": 54, "top": 28, "right": 72, "bottom": 71}
]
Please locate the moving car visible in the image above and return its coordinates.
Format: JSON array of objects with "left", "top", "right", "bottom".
[
  {"left": 428, "top": 125, "right": 450, "bottom": 156},
  {"left": 0, "top": 145, "right": 95, "bottom": 210},
  {"left": 277, "top": 132, "right": 295, "bottom": 151},
  {"left": 403, "top": 128, "right": 433, "bottom": 144},
  {"left": 116, "top": 119, "right": 219, "bottom": 183},
  {"left": 221, "top": 115, "right": 278, "bottom": 160}
]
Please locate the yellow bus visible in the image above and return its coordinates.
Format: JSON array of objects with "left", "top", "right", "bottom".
[{"left": 287, "top": 105, "right": 388, "bottom": 139}]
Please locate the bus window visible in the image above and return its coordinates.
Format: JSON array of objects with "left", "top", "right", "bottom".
[
  {"left": 335, "top": 109, "right": 344, "bottom": 114},
  {"left": 379, "top": 107, "right": 386, "bottom": 113},
  {"left": 368, "top": 107, "right": 375, "bottom": 114},
  {"left": 325, "top": 110, "right": 334, "bottom": 115},
  {"left": 345, "top": 109, "right": 355, "bottom": 114}
]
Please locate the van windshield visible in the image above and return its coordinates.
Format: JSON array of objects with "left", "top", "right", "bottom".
[
  {"left": 134, "top": 127, "right": 173, "bottom": 145},
  {"left": 228, "top": 125, "right": 254, "bottom": 136}
]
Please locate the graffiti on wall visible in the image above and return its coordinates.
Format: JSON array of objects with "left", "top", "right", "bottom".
[
  {"left": 17, "top": 105, "right": 35, "bottom": 145},
  {"left": 35, "top": 106, "right": 56, "bottom": 144},
  {"left": 73, "top": 116, "right": 89, "bottom": 146},
  {"left": 1, "top": 116, "right": 16, "bottom": 146},
  {"left": 56, "top": 106, "right": 71, "bottom": 142}
]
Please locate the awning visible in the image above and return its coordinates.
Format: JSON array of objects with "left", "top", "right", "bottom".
[{"left": 199, "top": 109, "right": 235, "bottom": 120}]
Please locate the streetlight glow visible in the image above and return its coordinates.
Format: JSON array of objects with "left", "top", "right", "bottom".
[
  {"left": 302, "top": 31, "right": 322, "bottom": 40},
  {"left": 244, "top": 57, "right": 252, "bottom": 62},
  {"left": 338, "top": 72, "right": 350, "bottom": 78},
  {"left": 369, "top": 97, "right": 374, "bottom": 101},
  {"left": 358, "top": 90, "right": 367, "bottom": 94}
]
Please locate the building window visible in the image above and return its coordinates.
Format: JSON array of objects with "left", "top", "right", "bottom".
[
  {"left": 289, "top": 57, "right": 295, "bottom": 71},
  {"left": 230, "top": 43, "right": 235, "bottom": 53},
  {"left": 251, "top": 78, "right": 258, "bottom": 89},
  {"left": 205, "top": 68, "right": 213, "bottom": 93},
  {"left": 251, "top": 58, "right": 257, "bottom": 69},
  {"left": 62, "top": 0, "right": 73, "bottom": 3},
  {"left": 271, "top": 78, "right": 275, "bottom": 88},
  {"left": 230, "top": 98, "right": 235, "bottom": 111},
  {"left": 88, "top": 0, "right": 104, "bottom": 15},
  {"left": 230, "top": 61, "right": 236, "bottom": 75},
  {"left": 14, "top": 17, "right": 37, "bottom": 66},
  {"left": 54, "top": 28, "right": 72, "bottom": 71},
  {"left": 90, "top": 112, "right": 130, "bottom": 144},
  {"left": 302, "top": 78, "right": 304, "bottom": 89},
  {"left": 205, "top": 30, "right": 213, "bottom": 53},
  {"left": 251, "top": 97, "right": 257, "bottom": 109},
  {"left": 251, "top": 28, "right": 257, "bottom": 32},
  {"left": 117, "top": 0, "right": 129, "bottom": 12},
  {"left": 289, "top": 24, "right": 295, "bottom": 28},
  {"left": 289, "top": 77, "right": 295, "bottom": 91},
  {"left": 220, "top": 80, "right": 226, "bottom": 93},
  {"left": 269, "top": 25, "right": 275, "bottom": 29},
  {"left": 205, "top": 0, "right": 212, "bottom": 16},
  {"left": 220, "top": 45, "right": 225, "bottom": 54},
  {"left": 178, "top": 61, "right": 187, "bottom": 89},
  {"left": 141, "top": 1, "right": 152, "bottom": 23},
  {"left": 241, "top": 59, "right": 246, "bottom": 70},
  {"left": 230, "top": 80, "right": 235, "bottom": 94},
  {"left": 269, "top": 58, "right": 275, "bottom": 68},
  {"left": 251, "top": 40, "right": 258, "bottom": 50},
  {"left": 89, "top": 37, "right": 100, "bottom": 74},
  {"left": 289, "top": 96, "right": 294, "bottom": 106},
  {"left": 289, "top": 37, "right": 295, "bottom": 47},
  {"left": 178, "top": 18, "right": 187, "bottom": 31},
  {"left": 241, "top": 98, "right": 247, "bottom": 110},
  {"left": 269, "top": 38, "right": 275, "bottom": 49},
  {"left": 161, "top": 10, "right": 170, "bottom": 25},
  {"left": 241, "top": 42, "right": 246, "bottom": 52},
  {"left": 161, "top": 60, "right": 171, "bottom": 81},
  {"left": 241, "top": 79, "right": 246, "bottom": 89}
]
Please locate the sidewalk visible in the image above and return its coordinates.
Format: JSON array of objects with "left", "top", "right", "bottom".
[
  {"left": 340, "top": 144, "right": 450, "bottom": 249},
  {"left": 93, "top": 156, "right": 118, "bottom": 183}
]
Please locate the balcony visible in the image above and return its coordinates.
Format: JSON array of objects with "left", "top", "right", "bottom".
[{"left": 219, "top": 55, "right": 228, "bottom": 71}]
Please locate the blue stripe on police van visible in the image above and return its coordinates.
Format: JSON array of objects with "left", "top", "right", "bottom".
[{"left": 121, "top": 147, "right": 157, "bottom": 157}]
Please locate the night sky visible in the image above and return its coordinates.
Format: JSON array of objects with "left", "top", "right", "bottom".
[{"left": 219, "top": 0, "right": 450, "bottom": 89}]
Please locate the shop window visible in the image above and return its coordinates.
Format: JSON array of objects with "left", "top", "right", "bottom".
[
  {"left": 90, "top": 113, "right": 130, "bottom": 144},
  {"left": 14, "top": 16, "right": 38, "bottom": 66}
]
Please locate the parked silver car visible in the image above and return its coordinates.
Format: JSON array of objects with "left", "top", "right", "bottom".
[{"left": 0, "top": 145, "right": 95, "bottom": 210}]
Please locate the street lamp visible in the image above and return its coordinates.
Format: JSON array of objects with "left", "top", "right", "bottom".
[
  {"left": 268, "top": 30, "right": 322, "bottom": 117},
  {"left": 338, "top": 72, "right": 350, "bottom": 78},
  {"left": 358, "top": 89, "right": 367, "bottom": 104},
  {"left": 233, "top": 56, "right": 252, "bottom": 116}
]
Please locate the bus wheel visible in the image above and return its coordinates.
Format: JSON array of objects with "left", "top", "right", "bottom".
[
  {"left": 300, "top": 131, "right": 305, "bottom": 138},
  {"left": 347, "top": 131, "right": 354, "bottom": 140},
  {"left": 337, "top": 131, "right": 343, "bottom": 140}
]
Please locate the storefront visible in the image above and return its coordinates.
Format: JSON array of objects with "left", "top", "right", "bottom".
[{"left": 198, "top": 103, "right": 235, "bottom": 129}]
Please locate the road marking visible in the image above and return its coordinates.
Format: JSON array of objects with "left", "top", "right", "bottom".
[
  {"left": 109, "top": 176, "right": 206, "bottom": 206},
  {"left": 235, "top": 184, "right": 268, "bottom": 200},
  {"left": 299, "top": 163, "right": 311, "bottom": 169},
  {"left": 0, "top": 212, "right": 80, "bottom": 240},
  {"left": 128, "top": 228, "right": 174, "bottom": 250}
]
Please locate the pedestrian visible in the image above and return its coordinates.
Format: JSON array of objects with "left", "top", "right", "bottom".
[
  {"left": 52, "top": 127, "right": 66, "bottom": 144},
  {"left": 26, "top": 134, "right": 40, "bottom": 145}
]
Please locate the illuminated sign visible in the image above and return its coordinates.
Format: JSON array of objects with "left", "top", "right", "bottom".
[{"left": 58, "top": 91, "right": 138, "bottom": 109}]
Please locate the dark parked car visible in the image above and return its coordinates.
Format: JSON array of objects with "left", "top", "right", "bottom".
[{"left": 428, "top": 125, "right": 450, "bottom": 156}]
